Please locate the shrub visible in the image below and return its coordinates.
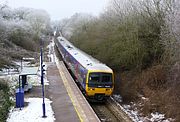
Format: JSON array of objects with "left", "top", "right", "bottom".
[
  {"left": 0, "top": 80, "right": 13, "bottom": 122},
  {"left": 8, "top": 29, "right": 38, "bottom": 51}
]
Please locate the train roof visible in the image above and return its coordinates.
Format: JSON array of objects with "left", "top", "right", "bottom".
[{"left": 57, "top": 37, "right": 113, "bottom": 72}]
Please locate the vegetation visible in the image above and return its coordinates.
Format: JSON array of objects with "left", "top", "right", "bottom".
[
  {"left": 56, "top": 0, "right": 180, "bottom": 121},
  {"left": 0, "top": 4, "right": 52, "bottom": 68},
  {"left": 0, "top": 80, "right": 13, "bottom": 122}
]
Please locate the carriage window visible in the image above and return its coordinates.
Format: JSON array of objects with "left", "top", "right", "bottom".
[
  {"left": 102, "top": 73, "right": 112, "bottom": 82},
  {"left": 88, "top": 72, "right": 113, "bottom": 87},
  {"left": 89, "top": 73, "right": 112, "bottom": 83},
  {"left": 89, "top": 73, "right": 100, "bottom": 82}
]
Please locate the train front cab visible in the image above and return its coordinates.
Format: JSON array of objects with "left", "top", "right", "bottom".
[{"left": 85, "top": 70, "right": 114, "bottom": 101}]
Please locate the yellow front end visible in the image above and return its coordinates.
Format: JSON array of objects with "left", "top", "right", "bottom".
[
  {"left": 86, "top": 87, "right": 113, "bottom": 96},
  {"left": 85, "top": 70, "right": 114, "bottom": 100}
]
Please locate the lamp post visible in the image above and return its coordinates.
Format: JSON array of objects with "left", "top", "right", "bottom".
[{"left": 40, "top": 38, "right": 47, "bottom": 118}]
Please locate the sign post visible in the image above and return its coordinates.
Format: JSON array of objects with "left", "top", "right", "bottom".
[{"left": 40, "top": 39, "right": 47, "bottom": 118}]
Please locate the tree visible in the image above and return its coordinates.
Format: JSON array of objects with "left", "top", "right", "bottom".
[
  {"left": 26, "top": 9, "right": 51, "bottom": 39},
  {"left": 161, "top": 0, "right": 180, "bottom": 64}
]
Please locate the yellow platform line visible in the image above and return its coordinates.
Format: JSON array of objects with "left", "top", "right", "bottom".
[{"left": 56, "top": 61, "right": 83, "bottom": 122}]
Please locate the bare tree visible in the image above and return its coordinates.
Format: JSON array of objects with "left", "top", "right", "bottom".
[
  {"left": 54, "top": 18, "right": 70, "bottom": 37},
  {"left": 26, "top": 9, "right": 51, "bottom": 38},
  {"left": 13, "top": 7, "right": 30, "bottom": 20},
  {"left": 161, "top": 0, "right": 180, "bottom": 64}
]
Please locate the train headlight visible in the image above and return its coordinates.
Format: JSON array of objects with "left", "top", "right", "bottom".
[
  {"left": 106, "top": 88, "right": 112, "bottom": 91},
  {"left": 88, "top": 88, "right": 95, "bottom": 91}
]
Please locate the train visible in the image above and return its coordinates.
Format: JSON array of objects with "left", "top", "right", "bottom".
[{"left": 56, "top": 36, "right": 114, "bottom": 101}]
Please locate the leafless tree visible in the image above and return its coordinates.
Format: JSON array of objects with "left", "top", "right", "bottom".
[{"left": 161, "top": 0, "right": 180, "bottom": 64}]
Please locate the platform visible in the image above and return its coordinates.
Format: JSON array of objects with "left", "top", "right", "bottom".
[{"left": 47, "top": 61, "right": 100, "bottom": 122}]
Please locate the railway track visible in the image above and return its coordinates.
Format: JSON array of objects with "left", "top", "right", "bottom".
[
  {"left": 91, "top": 102, "right": 119, "bottom": 122},
  {"left": 91, "top": 98, "right": 132, "bottom": 122}
]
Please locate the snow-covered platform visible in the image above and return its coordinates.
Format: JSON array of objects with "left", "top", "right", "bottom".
[{"left": 47, "top": 61, "right": 100, "bottom": 122}]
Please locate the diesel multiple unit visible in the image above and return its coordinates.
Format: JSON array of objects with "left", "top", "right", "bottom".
[{"left": 56, "top": 37, "right": 114, "bottom": 101}]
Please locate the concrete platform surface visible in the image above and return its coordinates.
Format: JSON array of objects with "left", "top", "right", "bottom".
[{"left": 47, "top": 63, "right": 80, "bottom": 122}]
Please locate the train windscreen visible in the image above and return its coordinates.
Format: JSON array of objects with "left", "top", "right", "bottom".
[{"left": 88, "top": 72, "right": 113, "bottom": 88}]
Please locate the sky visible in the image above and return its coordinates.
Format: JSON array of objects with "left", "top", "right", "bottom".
[{"left": 4, "top": 0, "right": 109, "bottom": 20}]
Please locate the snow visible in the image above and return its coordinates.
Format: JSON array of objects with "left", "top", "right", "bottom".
[
  {"left": 0, "top": 69, "right": 19, "bottom": 76},
  {"left": 47, "top": 40, "right": 55, "bottom": 63},
  {"left": 150, "top": 112, "right": 165, "bottom": 121},
  {"left": 0, "top": 61, "right": 37, "bottom": 76},
  {"left": 141, "top": 97, "right": 148, "bottom": 100},
  {"left": 29, "top": 73, "right": 49, "bottom": 86},
  {"left": 20, "top": 67, "right": 38, "bottom": 75},
  {"left": 7, "top": 98, "right": 55, "bottom": 122},
  {"left": 147, "top": 112, "right": 175, "bottom": 122},
  {"left": 22, "top": 58, "right": 35, "bottom": 60},
  {"left": 111, "top": 95, "right": 174, "bottom": 122},
  {"left": 112, "top": 94, "right": 122, "bottom": 103},
  {"left": 122, "top": 104, "right": 141, "bottom": 122},
  {"left": 111, "top": 95, "right": 141, "bottom": 122}
]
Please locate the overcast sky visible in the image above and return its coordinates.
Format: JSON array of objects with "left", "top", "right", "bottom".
[{"left": 5, "top": 0, "right": 109, "bottom": 20}]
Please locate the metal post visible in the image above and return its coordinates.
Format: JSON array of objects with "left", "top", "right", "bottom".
[
  {"left": 19, "top": 75, "right": 21, "bottom": 110},
  {"left": 21, "top": 58, "right": 23, "bottom": 72},
  {"left": 41, "top": 39, "right": 47, "bottom": 118}
]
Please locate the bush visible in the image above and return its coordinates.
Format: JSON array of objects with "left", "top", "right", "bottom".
[
  {"left": 122, "top": 64, "right": 180, "bottom": 121},
  {"left": 0, "top": 80, "right": 13, "bottom": 122},
  {"left": 8, "top": 29, "right": 38, "bottom": 51},
  {"left": 115, "top": 70, "right": 140, "bottom": 102}
]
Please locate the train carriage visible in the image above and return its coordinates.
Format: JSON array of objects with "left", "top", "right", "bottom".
[{"left": 56, "top": 36, "right": 114, "bottom": 101}]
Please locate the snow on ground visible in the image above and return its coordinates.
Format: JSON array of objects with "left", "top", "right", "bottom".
[
  {"left": 147, "top": 112, "right": 174, "bottom": 122},
  {"left": 15, "top": 61, "right": 35, "bottom": 68},
  {"left": 0, "top": 63, "right": 49, "bottom": 87},
  {"left": 0, "top": 58, "right": 51, "bottom": 96},
  {"left": 29, "top": 73, "right": 49, "bottom": 86},
  {"left": 112, "top": 94, "right": 122, "bottom": 103},
  {"left": 7, "top": 98, "right": 55, "bottom": 122},
  {"left": 111, "top": 95, "right": 141, "bottom": 122},
  {"left": 0, "top": 61, "right": 37, "bottom": 76},
  {"left": 111, "top": 94, "right": 174, "bottom": 122},
  {"left": 47, "top": 40, "right": 55, "bottom": 63},
  {"left": 0, "top": 69, "right": 18, "bottom": 75}
]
